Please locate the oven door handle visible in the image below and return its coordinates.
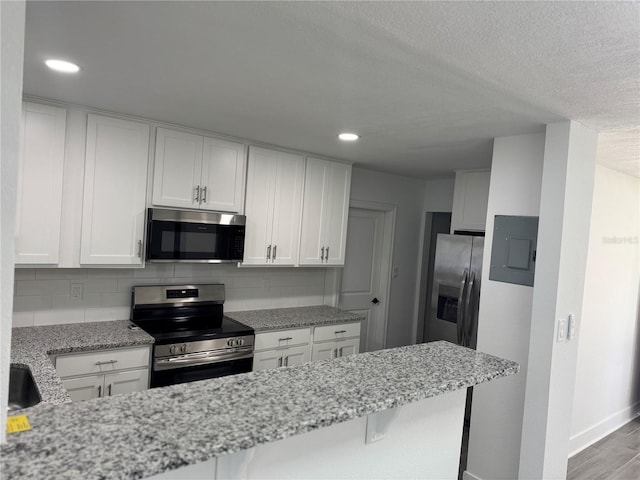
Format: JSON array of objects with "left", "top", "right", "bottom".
[{"left": 154, "top": 348, "right": 253, "bottom": 371}]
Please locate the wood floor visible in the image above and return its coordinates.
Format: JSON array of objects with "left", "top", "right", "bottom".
[{"left": 567, "top": 417, "right": 640, "bottom": 480}]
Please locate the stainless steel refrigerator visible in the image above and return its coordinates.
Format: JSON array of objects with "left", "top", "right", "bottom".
[{"left": 425, "top": 233, "right": 484, "bottom": 349}]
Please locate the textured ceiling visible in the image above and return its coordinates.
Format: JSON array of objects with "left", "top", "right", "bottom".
[{"left": 22, "top": 1, "right": 639, "bottom": 178}]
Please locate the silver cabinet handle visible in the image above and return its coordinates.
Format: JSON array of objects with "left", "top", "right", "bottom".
[
  {"left": 137, "top": 240, "right": 142, "bottom": 258},
  {"left": 278, "top": 337, "right": 293, "bottom": 342},
  {"left": 95, "top": 360, "right": 118, "bottom": 366},
  {"left": 277, "top": 356, "right": 283, "bottom": 367},
  {"left": 97, "top": 385, "right": 102, "bottom": 397},
  {"left": 339, "top": 347, "right": 343, "bottom": 357},
  {"left": 325, "top": 246, "right": 330, "bottom": 262},
  {"left": 201, "top": 186, "right": 207, "bottom": 204},
  {"left": 107, "top": 384, "right": 112, "bottom": 396},
  {"left": 194, "top": 185, "right": 201, "bottom": 203},
  {"left": 273, "top": 245, "right": 277, "bottom": 261},
  {"left": 321, "top": 246, "right": 325, "bottom": 261},
  {"left": 284, "top": 356, "right": 289, "bottom": 366},
  {"left": 334, "top": 330, "right": 347, "bottom": 335},
  {"left": 333, "top": 349, "right": 338, "bottom": 358},
  {"left": 266, "top": 244, "right": 271, "bottom": 260}
]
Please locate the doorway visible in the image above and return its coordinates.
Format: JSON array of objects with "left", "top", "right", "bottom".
[{"left": 338, "top": 202, "right": 395, "bottom": 353}]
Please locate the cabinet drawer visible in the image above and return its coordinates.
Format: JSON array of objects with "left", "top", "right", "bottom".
[
  {"left": 313, "top": 322, "right": 361, "bottom": 343},
  {"left": 254, "top": 328, "right": 311, "bottom": 351},
  {"left": 55, "top": 346, "right": 150, "bottom": 378}
]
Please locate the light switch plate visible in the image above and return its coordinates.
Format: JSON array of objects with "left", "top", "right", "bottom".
[
  {"left": 568, "top": 314, "right": 577, "bottom": 340},
  {"left": 557, "top": 318, "right": 567, "bottom": 343}
]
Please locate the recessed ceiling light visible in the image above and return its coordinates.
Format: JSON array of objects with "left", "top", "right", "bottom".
[
  {"left": 45, "top": 59, "right": 81, "bottom": 73},
  {"left": 338, "top": 133, "right": 360, "bottom": 141}
]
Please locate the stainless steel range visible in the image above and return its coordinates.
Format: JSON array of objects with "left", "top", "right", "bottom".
[{"left": 130, "top": 284, "right": 254, "bottom": 388}]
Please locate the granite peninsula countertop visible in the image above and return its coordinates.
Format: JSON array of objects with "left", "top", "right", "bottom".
[
  {"left": 1, "top": 341, "right": 519, "bottom": 480},
  {"left": 9, "top": 321, "right": 154, "bottom": 407},
  {"left": 226, "top": 305, "right": 364, "bottom": 331}
]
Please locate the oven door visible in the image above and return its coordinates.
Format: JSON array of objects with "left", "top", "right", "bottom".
[
  {"left": 147, "top": 219, "right": 245, "bottom": 263},
  {"left": 150, "top": 352, "right": 253, "bottom": 388}
]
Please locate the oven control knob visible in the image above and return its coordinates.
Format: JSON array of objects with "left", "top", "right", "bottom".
[
  {"left": 236, "top": 338, "right": 244, "bottom": 347},
  {"left": 180, "top": 344, "right": 187, "bottom": 354},
  {"left": 227, "top": 339, "right": 234, "bottom": 347},
  {"left": 169, "top": 345, "right": 178, "bottom": 355}
]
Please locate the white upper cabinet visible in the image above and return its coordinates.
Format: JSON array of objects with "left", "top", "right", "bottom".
[
  {"left": 15, "top": 102, "right": 67, "bottom": 265},
  {"left": 152, "top": 127, "right": 245, "bottom": 213},
  {"left": 80, "top": 114, "right": 149, "bottom": 266},
  {"left": 299, "top": 158, "right": 352, "bottom": 266},
  {"left": 243, "top": 146, "right": 304, "bottom": 266},
  {"left": 450, "top": 169, "right": 490, "bottom": 233}
]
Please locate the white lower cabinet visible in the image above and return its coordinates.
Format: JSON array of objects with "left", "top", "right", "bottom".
[
  {"left": 253, "top": 322, "right": 361, "bottom": 371},
  {"left": 311, "top": 322, "right": 361, "bottom": 361},
  {"left": 311, "top": 337, "right": 359, "bottom": 361},
  {"left": 54, "top": 346, "right": 150, "bottom": 402},
  {"left": 253, "top": 328, "right": 311, "bottom": 372}
]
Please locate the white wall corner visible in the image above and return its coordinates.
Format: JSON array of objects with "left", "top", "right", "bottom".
[
  {"left": 519, "top": 121, "right": 598, "bottom": 479},
  {"left": 0, "top": 0, "right": 26, "bottom": 443}
]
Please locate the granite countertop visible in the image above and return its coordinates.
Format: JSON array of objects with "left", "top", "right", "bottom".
[
  {"left": 10, "top": 320, "right": 154, "bottom": 407},
  {"left": 1, "top": 341, "right": 519, "bottom": 480},
  {"left": 226, "top": 305, "right": 364, "bottom": 331}
]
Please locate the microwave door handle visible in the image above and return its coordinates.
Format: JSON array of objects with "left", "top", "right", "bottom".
[
  {"left": 456, "top": 269, "right": 468, "bottom": 345},
  {"left": 464, "top": 271, "right": 475, "bottom": 347}
]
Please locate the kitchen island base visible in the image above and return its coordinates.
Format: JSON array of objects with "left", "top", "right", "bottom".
[{"left": 147, "top": 389, "right": 466, "bottom": 480}]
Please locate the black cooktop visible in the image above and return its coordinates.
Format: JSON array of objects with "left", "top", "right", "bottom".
[{"left": 133, "top": 315, "right": 254, "bottom": 345}]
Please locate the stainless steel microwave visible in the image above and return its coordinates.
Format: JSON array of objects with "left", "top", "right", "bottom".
[{"left": 146, "top": 208, "right": 245, "bottom": 263}]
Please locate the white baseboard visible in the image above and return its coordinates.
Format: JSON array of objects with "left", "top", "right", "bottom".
[
  {"left": 462, "top": 470, "right": 483, "bottom": 480},
  {"left": 569, "top": 401, "right": 640, "bottom": 456}
]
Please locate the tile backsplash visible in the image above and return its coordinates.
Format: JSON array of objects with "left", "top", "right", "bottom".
[{"left": 13, "top": 264, "right": 328, "bottom": 327}]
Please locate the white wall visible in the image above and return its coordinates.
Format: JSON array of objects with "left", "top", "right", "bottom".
[
  {"left": 13, "top": 265, "right": 327, "bottom": 327},
  {"left": 569, "top": 165, "right": 640, "bottom": 454},
  {"left": 350, "top": 167, "right": 427, "bottom": 348},
  {"left": 424, "top": 177, "right": 455, "bottom": 212},
  {"left": 519, "top": 121, "right": 597, "bottom": 479},
  {"left": 465, "top": 132, "right": 546, "bottom": 480},
  {"left": 1, "top": 0, "right": 26, "bottom": 442}
]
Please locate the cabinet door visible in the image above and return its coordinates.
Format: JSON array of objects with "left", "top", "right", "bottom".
[
  {"left": 298, "top": 157, "right": 328, "bottom": 265},
  {"left": 80, "top": 114, "right": 149, "bottom": 265},
  {"left": 451, "top": 170, "right": 490, "bottom": 233},
  {"left": 15, "top": 103, "right": 66, "bottom": 265},
  {"left": 311, "top": 342, "right": 340, "bottom": 362},
  {"left": 61, "top": 375, "right": 103, "bottom": 402},
  {"left": 103, "top": 368, "right": 149, "bottom": 396},
  {"left": 201, "top": 137, "right": 246, "bottom": 213},
  {"left": 152, "top": 128, "right": 203, "bottom": 209},
  {"left": 270, "top": 151, "right": 304, "bottom": 266},
  {"left": 336, "top": 338, "right": 359, "bottom": 358},
  {"left": 282, "top": 344, "right": 311, "bottom": 367},
  {"left": 243, "top": 147, "right": 276, "bottom": 265},
  {"left": 323, "top": 162, "right": 352, "bottom": 266},
  {"left": 253, "top": 349, "right": 284, "bottom": 371}
]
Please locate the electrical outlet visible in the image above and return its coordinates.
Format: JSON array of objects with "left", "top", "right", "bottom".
[
  {"left": 70, "top": 283, "right": 83, "bottom": 301},
  {"left": 557, "top": 318, "right": 567, "bottom": 343}
]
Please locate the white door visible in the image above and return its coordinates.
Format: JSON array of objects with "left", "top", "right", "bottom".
[
  {"left": 269, "top": 151, "right": 304, "bottom": 266},
  {"left": 298, "top": 157, "right": 327, "bottom": 266},
  {"left": 253, "top": 349, "right": 283, "bottom": 371},
  {"left": 282, "top": 345, "right": 311, "bottom": 367},
  {"left": 200, "top": 137, "right": 245, "bottom": 213},
  {"left": 152, "top": 128, "right": 203, "bottom": 209},
  {"left": 323, "top": 161, "right": 351, "bottom": 266},
  {"left": 339, "top": 208, "right": 385, "bottom": 352},
  {"left": 15, "top": 102, "right": 66, "bottom": 264},
  {"left": 104, "top": 369, "right": 149, "bottom": 396},
  {"left": 336, "top": 338, "right": 359, "bottom": 358},
  {"left": 311, "top": 342, "right": 339, "bottom": 361},
  {"left": 61, "top": 375, "right": 103, "bottom": 402},
  {"left": 80, "top": 114, "right": 149, "bottom": 266}
]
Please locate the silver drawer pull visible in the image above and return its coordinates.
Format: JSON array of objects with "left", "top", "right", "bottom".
[
  {"left": 194, "top": 185, "right": 201, "bottom": 203},
  {"left": 284, "top": 356, "right": 289, "bottom": 366},
  {"left": 320, "top": 246, "right": 325, "bottom": 260},
  {"left": 278, "top": 357, "right": 283, "bottom": 367},
  {"left": 266, "top": 244, "right": 272, "bottom": 260},
  {"left": 201, "top": 186, "right": 207, "bottom": 203},
  {"left": 339, "top": 347, "right": 343, "bottom": 357},
  {"left": 273, "top": 245, "right": 277, "bottom": 261},
  {"left": 334, "top": 330, "right": 347, "bottom": 334},
  {"left": 107, "top": 384, "right": 112, "bottom": 396},
  {"left": 97, "top": 385, "right": 102, "bottom": 397},
  {"left": 95, "top": 360, "right": 118, "bottom": 366},
  {"left": 279, "top": 337, "right": 293, "bottom": 342}
]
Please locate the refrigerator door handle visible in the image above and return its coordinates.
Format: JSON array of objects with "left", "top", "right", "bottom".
[
  {"left": 464, "top": 271, "right": 476, "bottom": 347},
  {"left": 457, "top": 269, "right": 469, "bottom": 345}
]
